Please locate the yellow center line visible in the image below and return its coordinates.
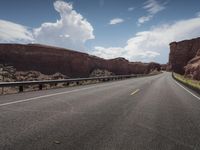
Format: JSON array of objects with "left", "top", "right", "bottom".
[{"left": 130, "top": 89, "right": 140, "bottom": 95}]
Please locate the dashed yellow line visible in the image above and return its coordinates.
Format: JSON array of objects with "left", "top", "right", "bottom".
[{"left": 131, "top": 89, "right": 140, "bottom": 95}]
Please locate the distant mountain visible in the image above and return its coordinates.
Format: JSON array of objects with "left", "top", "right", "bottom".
[{"left": 0, "top": 43, "right": 161, "bottom": 78}]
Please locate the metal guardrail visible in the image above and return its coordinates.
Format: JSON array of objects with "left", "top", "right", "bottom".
[{"left": 0, "top": 74, "right": 140, "bottom": 93}]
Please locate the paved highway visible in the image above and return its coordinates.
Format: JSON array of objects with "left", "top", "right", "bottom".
[{"left": 1, "top": 72, "right": 200, "bottom": 150}]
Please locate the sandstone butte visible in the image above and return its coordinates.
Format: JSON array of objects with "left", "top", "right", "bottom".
[{"left": 0, "top": 44, "right": 161, "bottom": 78}]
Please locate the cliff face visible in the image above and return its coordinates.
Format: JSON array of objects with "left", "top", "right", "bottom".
[
  {"left": 0, "top": 44, "right": 160, "bottom": 78},
  {"left": 168, "top": 37, "right": 200, "bottom": 74}
]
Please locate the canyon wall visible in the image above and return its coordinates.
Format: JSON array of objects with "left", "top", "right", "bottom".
[
  {"left": 168, "top": 37, "right": 200, "bottom": 74},
  {"left": 0, "top": 44, "right": 160, "bottom": 78}
]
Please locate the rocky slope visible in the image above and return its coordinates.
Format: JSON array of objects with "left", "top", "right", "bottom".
[
  {"left": 0, "top": 65, "right": 68, "bottom": 82},
  {"left": 0, "top": 64, "right": 69, "bottom": 94},
  {"left": 184, "top": 49, "right": 200, "bottom": 80},
  {"left": 89, "top": 69, "right": 115, "bottom": 77},
  {"left": 0, "top": 44, "right": 160, "bottom": 78},
  {"left": 168, "top": 37, "right": 200, "bottom": 74}
]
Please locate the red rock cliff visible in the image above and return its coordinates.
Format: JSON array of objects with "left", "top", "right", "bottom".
[
  {"left": 0, "top": 44, "right": 160, "bottom": 78},
  {"left": 169, "top": 37, "right": 200, "bottom": 74}
]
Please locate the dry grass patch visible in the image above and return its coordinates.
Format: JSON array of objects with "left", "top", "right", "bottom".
[{"left": 173, "top": 73, "right": 200, "bottom": 90}]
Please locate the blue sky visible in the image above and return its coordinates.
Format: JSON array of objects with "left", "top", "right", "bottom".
[{"left": 0, "top": 0, "right": 200, "bottom": 63}]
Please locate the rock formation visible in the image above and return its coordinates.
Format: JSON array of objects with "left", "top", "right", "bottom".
[
  {"left": 0, "top": 44, "right": 161, "bottom": 78},
  {"left": 184, "top": 49, "right": 200, "bottom": 80},
  {"left": 0, "top": 64, "right": 68, "bottom": 82},
  {"left": 168, "top": 37, "right": 200, "bottom": 74},
  {"left": 0, "top": 64, "right": 68, "bottom": 94},
  {"left": 89, "top": 69, "right": 115, "bottom": 77},
  {"left": 160, "top": 64, "right": 168, "bottom": 71}
]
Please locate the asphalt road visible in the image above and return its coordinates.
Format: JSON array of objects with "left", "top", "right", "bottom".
[{"left": 1, "top": 72, "right": 200, "bottom": 150}]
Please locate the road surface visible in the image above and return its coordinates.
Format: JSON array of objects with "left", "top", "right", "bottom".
[{"left": 1, "top": 72, "right": 200, "bottom": 150}]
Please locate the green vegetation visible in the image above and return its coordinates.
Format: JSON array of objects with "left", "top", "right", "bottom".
[{"left": 173, "top": 73, "right": 200, "bottom": 90}]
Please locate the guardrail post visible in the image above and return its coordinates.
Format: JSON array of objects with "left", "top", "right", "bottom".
[
  {"left": 1, "top": 87, "right": 4, "bottom": 95},
  {"left": 39, "top": 84, "right": 43, "bottom": 90},
  {"left": 64, "top": 82, "right": 69, "bottom": 86},
  {"left": 19, "top": 86, "right": 23, "bottom": 92}
]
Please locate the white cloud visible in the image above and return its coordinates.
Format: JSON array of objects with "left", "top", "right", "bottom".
[
  {"left": 128, "top": 7, "right": 135, "bottom": 11},
  {"left": 34, "top": 0, "right": 95, "bottom": 50},
  {"left": 93, "top": 46, "right": 159, "bottom": 61},
  {"left": 109, "top": 18, "right": 124, "bottom": 25},
  {"left": 93, "top": 17, "right": 200, "bottom": 62},
  {"left": 137, "top": 51, "right": 160, "bottom": 59},
  {"left": 138, "top": 0, "right": 166, "bottom": 25},
  {"left": 138, "top": 15, "right": 153, "bottom": 25},
  {"left": 0, "top": 20, "right": 34, "bottom": 43},
  {"left": 144, "top": 0, "right": 165, "bottom": 15},
  {"left": 0, "top": 1, "right": 94, "bottom": 50},
  {"left": 93, "top": 46, "right": 124, "bottom": 59}
]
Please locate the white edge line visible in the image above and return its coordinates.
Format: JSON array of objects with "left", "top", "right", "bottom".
[
  {"left": 0, "top": 85, "right": 100, "bottom": 107},
  {"left": 175, "top": 80, "right": 200, "bottom": 101}
]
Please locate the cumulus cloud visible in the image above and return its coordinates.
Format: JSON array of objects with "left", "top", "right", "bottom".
[
  {"left": 109, "top": 18, "right": 124, "bottom": 25},
  {"left": 93, "top": 46, "right": 160, "bottom": 62},
  {"left": 93, "top": 46, "right": 124, "bottom": 59},
  {"left": 0, "top": 20, "right": 34, "bottom": 43},
  {"left": 34, "top": 0, "right": 95, "bottom": 50},
  {"left": 0, "top": 0, "right": 94, "bottom": 50},
  {"left": 138, "top": 0, "right": 167, "bottom": 26},
  {"left": 93, "top": 17, "right": 200, "bottom": 62}
]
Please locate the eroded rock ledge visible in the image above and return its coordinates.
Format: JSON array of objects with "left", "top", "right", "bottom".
[{"left": 0, "top": 43, "right": 160, "bottom": 78}]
